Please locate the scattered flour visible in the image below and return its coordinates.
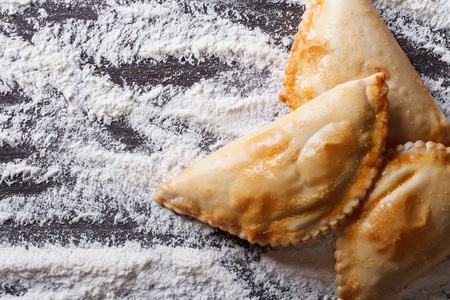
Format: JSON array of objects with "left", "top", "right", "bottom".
[
  {"left": 0, "top": 243, "right": 250, "bottom": 299},
  {"left": 0, "top": 131, "right": 16, "bottom": 146},
  {"left": 0, "top": 238, "right": 340, "bottom": 299},
  {"left": 0, "top": 162, "right": 40, "bottom": 184},
  {"left": 0, "top": 0, "right": 36, "bottom": 15},
  {"left": 0, "top": 212, "right": 13, "bottom": 225},
  {"left": 42, "top": 165, "right": 60, "bottom": 180},
  {"left": 0, "top": 0, "right": 449, "bottom": 299},
  {"left": 374, "top": 0, "right": 450, "bottom": 29}
]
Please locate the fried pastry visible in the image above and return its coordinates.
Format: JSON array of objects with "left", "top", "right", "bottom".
[
  {"left": 154, "top": 73, "right": 388, "bottom": 246},
  {"left": 280, "top": 0, "right": 450, "bottom": 147},
  {"left": 335, "top": 141, "right": 450, "bottom": 300}
]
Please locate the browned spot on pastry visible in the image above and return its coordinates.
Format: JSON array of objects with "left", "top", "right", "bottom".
[
  {"left": 154, "top": 74, "right": 388, "bottom": 246},
  {"left": 279, "top": 0, "right": 450, "bottom": 147},
  {"left": 169, "top": 200, "right": 202, "bottom": 218},
  {"left": 366, "top": 194, "right": 432, "bottom": 261},
  {"left": 335, "top": 141, "right": 450, "bottom": 300},
  {"left": 245, "top": 128, "right": 291, "bottom": 162},
  {"left": 280, "top": 0, "right": 327, "bottom": 110}
]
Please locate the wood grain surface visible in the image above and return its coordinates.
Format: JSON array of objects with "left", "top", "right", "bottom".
[{"left": 0, "top": 1, "right": 449, "bottom": 299}]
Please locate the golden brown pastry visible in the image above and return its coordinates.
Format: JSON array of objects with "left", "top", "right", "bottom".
[
  {"left": 280, "top": 0, "right": 450, "bottom": 148},
  {"left": 335, "top": 141, "right": 450, "bottom": 300},
  {"left": 154, "top": 73, "right": 388, "bottom": 246}
]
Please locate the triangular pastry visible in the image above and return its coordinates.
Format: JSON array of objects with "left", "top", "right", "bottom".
[
  {"left": 154, "top": 73, "right": 389, "bottom": 246},
  {"left": 335, "top": 141, "right": 450, "bottom": 300},
  {"left": 280, "top": 0, "right": 450, "bottom": 147}
]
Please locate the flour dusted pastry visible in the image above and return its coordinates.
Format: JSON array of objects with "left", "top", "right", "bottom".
[
  {"left": 154, "top": 73, "right": 388, "bottom": 246},
  {"left": 335, "top": 141, "right": 450, "bottom": 300},
  {"left": 280, "top": 0, "right": 450, "bottom": 147}
]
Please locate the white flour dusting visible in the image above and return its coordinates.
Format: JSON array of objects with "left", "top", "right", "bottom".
[
  {"left": 0, "top": 238, "right": 338, "bottom": 299},
  {"left": 0, "top": 0, "right": 35, "bottom": 14},
  {"left": 0, "top": 0, "right": 449, "bottom": 299},
  {"left": 374, "top": 0, "right": 450, "bottom": 29},
  {"left": 0, "top": 242, "right": 250, "bottom": 299}
]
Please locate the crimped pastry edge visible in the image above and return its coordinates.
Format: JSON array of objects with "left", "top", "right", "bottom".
[
  {"left": 157, "top": 147, "right": 384, "bottom": 247},
  {"left": 156, "top": 111, "right": 388, "bottom": 247},
  {"left": 387, "top": 140, "right": 450, "bottom": 159},
  {"left": 334, "top": 140, "right": 450, "bottom": 299},
  {"left": 155, "top": 74, "right": 389, "bottom": 247}
]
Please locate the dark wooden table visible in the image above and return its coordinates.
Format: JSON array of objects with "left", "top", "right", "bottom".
[{"left": 0, "top": 1, "right": 449, "bottom": 299}]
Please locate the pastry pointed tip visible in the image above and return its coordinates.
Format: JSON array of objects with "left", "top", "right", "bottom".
[
  {"left": 372, "top": 72, "right": 388, "bottom": 94},
  {"left": 375, "top": 72, "right": 386, "bottom": 82},
  {"left": 153, "top": 182, "right": 171, "bottom": 205},
  {"left": 282, "top": 0, "right": 450, "bottom": 147},
  {"left": 153, "top": 75, "right": 390, "bottom": 246},
  {"left": 363, "top": 73, "right": 389, "bottom": 117}
]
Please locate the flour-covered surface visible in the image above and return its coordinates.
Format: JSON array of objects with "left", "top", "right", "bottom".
[{"left": 0, "top": 0, "right": 449, "bottom": 299}]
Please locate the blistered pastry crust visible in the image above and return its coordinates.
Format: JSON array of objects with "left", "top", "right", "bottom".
[
  {"left": 279, "top": 0, "right": 327, "bottom": 109},
  {"left": 280, "top": 0, "right": 450, "bottom": 147},
  {"left": 335, "top": 141, "right": 450, "bottom": 300},
  {"left": 155, "top": 74, "right": 388, "bottom": 247}
]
